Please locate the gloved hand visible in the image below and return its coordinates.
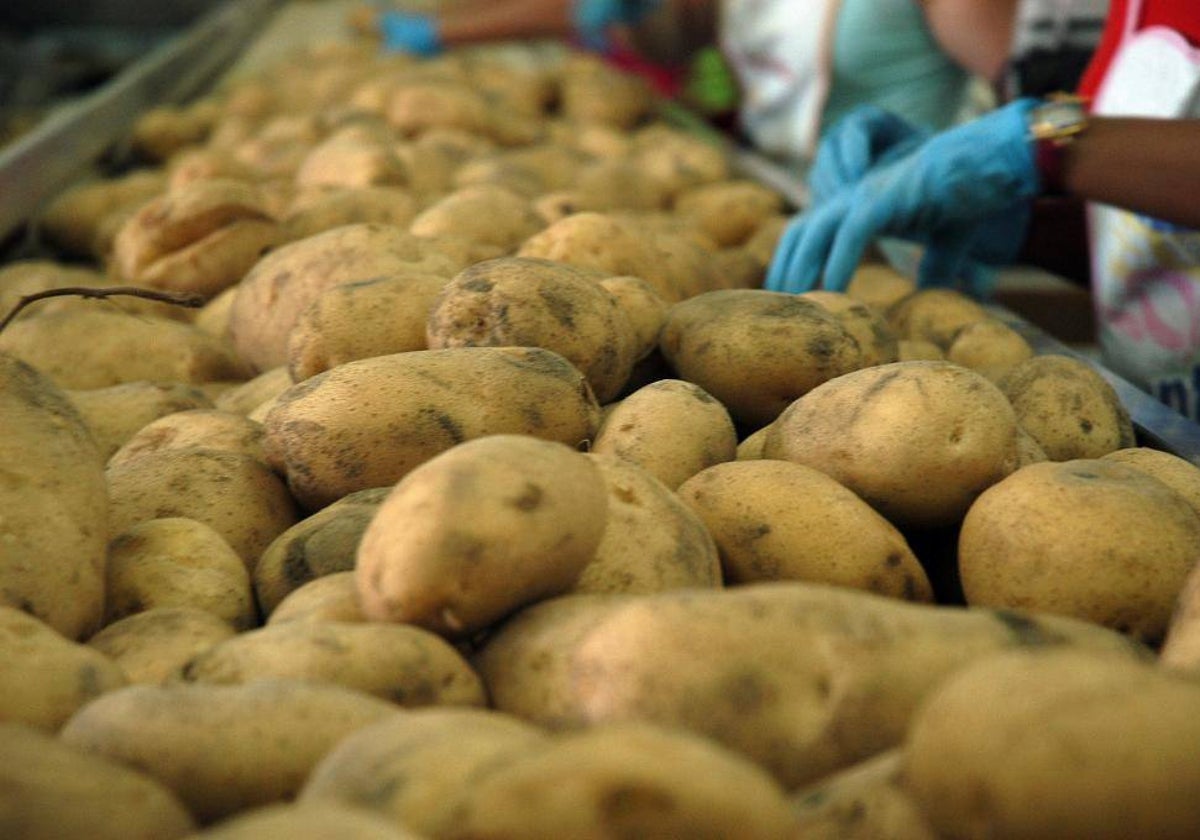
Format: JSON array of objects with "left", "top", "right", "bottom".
[
  {"left": 573, "top": 0, "right": 661, "bottom": 51},
  {"left": 379, "top": 11, "right": 441, "bottom": 56},
  {"left": 807, "top": 105, "right": 931, "bottom": 205},
  {"left": 767, "top": 98, "right": 1043, "bottom": 295}
]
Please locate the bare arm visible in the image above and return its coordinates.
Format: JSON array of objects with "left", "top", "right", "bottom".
[
  {"left": 1061, "top": 117, "right": 1200, "bottom": 229},
  {"left": 436, "top": 0, "right": 574, "bottom": 45},
  {"left": 920, "top": 0, "right": 1018, "bottom": 85}
]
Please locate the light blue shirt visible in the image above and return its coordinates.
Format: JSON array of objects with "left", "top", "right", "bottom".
[{"left": 822, "top": 0, "right": 971, "bottom": 132}]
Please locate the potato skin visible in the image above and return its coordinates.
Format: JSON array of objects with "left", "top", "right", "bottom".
[
  {"left": 0, "top": 353, "right": 107, "bottom": 639},
  {"left": 764, "top": 361, "right": 1023, "bottom": 529},
  {"left": 959, "top": 459, "right": 1200, "bottom": 643},
  {"left": 790, "top": 750, "right": 936, "bottom": 840},
  {"left": 902, "top": 650, "right": 1200, "bottom": 840},
  {"left": 660, "top": 289, "right": 864, "bottom": 430},
  {"left": 357, "top": 435, "right": 608, "bottom": 637},
  {"left": 263, "top": 346, "right": 602, "bottom": 510},
  {"left": 59, "top": 681, "right": 399, "bottom": 823},
  {"left": 0, "top": 722, "right": 196, "bottom": 840},
  {"left": 677, "top": 460, "right": 931, "bottom": 601},
  {"left": 86, "top": 607, "right": 237, "bottom": 685},
  {"left": 188, "top": 803, "right": 420, "bottom": 840}
]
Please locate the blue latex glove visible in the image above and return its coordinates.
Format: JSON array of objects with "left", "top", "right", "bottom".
[
  {"left": 573, "top": 0, "right": 661, "bottom": 51},
  {"left": 379, "top": 11, "right": 441, "bottom": 56},
  {"left": 808, "top": 105, "right": 931, "bottom": 206},
  {"left": 767, "top": 98, "right": 1043, "bottom": 295}
]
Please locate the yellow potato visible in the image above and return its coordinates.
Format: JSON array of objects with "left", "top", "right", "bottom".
[
  {"left": 66, "top": 382, "right": 214, "bottom": 461},
  {"left": 188, "top": 803, "right": 420, "bottom": 840},
  {"left": 267, "top": 572, "right": 365, "bottom": 625},
  {"left": 107, "top": 408, "right": 266, "bottom": 470},
  {"left": 86, "top": 607, "right": 237, "bottom": 685}
]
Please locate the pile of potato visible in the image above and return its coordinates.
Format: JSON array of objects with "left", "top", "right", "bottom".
[{"left": 2, "top": 33, "right": 1200, "bottom": 840}]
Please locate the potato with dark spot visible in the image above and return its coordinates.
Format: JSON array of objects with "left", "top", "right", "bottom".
[
  {"left": 254, "top": 488, "right": 388, "bottom": 616},
  {"left": 182, "top": 620, "right": 486, "bottom": 707},
  {"left": 677, "top": 460, "right": 931, "bottom": 601},
  {"left": 765, "top": 361, "right": 1023, "bottom": 529},
  {"left": 60, "top": 680, "right": 400, "bottom": 823},
  {"left": 301, "top": 708, "right": 548, "bottom": 837},
  {"left": 0, "top": 722, "right": 196, "bottom": 840},
  {"left": 660, "top": 289, "right": 864, "bottom": 430},
  {"left": 1102, "top": 446, "right": 1200, "bottom": 519},
  {"left": 482, "top": 584, "right": 1143, "bottom": 790},
  {"left": 87, "top": 607, "right": 237, "bottom": 685},
  {"left": 0, "top": 607, "right": 127, "bottom": 731},
  {"left": 790, "top": 750, "right": 936, "bottom": 840},
  {"left": 450, "top": 723, "right": 795, "bottom": 839},
  {"left": 903, "top": 650, "right": 1200, "bottom": 840},
  {"left": 0, "top": 353, "right": 107, "bottom": 639},
  {"left": 263, "top": 346, "right": 601, "bottom": 510},
  {"left": 999, "top": 354, "right": 1136, "bottom": 460},
  {"left": 66, "top": 382, "right": 214, "bottom": 461},
  {"left": 674, "top": 179, "right": 785, "bottom": 248},
  {"left": 574, "top": 454, "right": 722, "bottom": 594},
  {"left": 598, "top": 274, "right": 668, "bottom": 362},
  {"left": 426, "top": 257, "right": 639, "bottom": 403},
  {"left": 959, "top": 459, "right": 1200, "bottom": 643},
  {"left": 106, "top": 448, "right": 300, "bottom": 571},
  {"left": 886, "top": 288, "right": 990, "bottom": 348},
  {"left": 105, "top": 518, "right": 256, "bottom": 630},
  {"left": 592, "top": 379, "right": 737, "bottom": 490},
  {"left": 107, "top": 408, "right": 266, "bottom": 469},
  {"left": 268, "top": 572, "right": 365, "bottom": 625},
  {"left": 357, "top": 435, "right": 608, "bottom": 637}
]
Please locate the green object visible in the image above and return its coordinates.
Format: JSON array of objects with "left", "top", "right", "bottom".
[{"left": 685, "top": 47, "right": 738, "bottom": 115}]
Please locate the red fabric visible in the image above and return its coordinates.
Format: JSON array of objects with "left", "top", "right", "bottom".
[
  {"left": 601, "top": 44, "right": 684, "bottom": 98},
  {"left": 1080, "top": 0, "right": 1200, "bottom": 98}
]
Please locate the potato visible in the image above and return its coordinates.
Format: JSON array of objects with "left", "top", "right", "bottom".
[
  {"left": 597, "top": 274, "right": 668, "bottom": 362},
  {"left": 301, "top": 708, "right": 547, "bottom": 837},
  {"left": 959, "top": 459, "right": 1200, "bottom": 643},
  {"left": 945, "top": 317, "right": 1034, "bottom": 381},
  {"left": 592, "top": 379, "right": 737, "bottom": 490},
  {"left": 426, "top": 257, "right": 639, "bottom": 403},
  {"left": 227, "top": 223, "right": 465, "bottom": 372},
  {"left": 1161, "top": 560, "right": 1200, "bottom": 673},
  {"left": 86, "top": 607, "right": 237, "bottom": 685},
  {"left": 386, "top": 78, "right": 494, "bottom": 137},
  {"left": 998, "top": 354, "right": 1136, "bottom": 460},
  {"left": 886, "top": 288, "right": 990, "bottom": 348},
  {"left": 282, "top": 186, "right": 420, "bottom": 241},
  {"left": 0, "top": 308, "right": 250, "bottom": 389},
  {"left": 183, "top": 620, "right": 486, "bottom": 707},
  {"left": 790, "top": 750, "right": 936, "bottom": 840},
  {"left": 410, "top": 184, "right": 544, "bottom": 251},
  {"left": 267, "top": 572, "right": 365, "bottom": 625},
  {"left": 38, "top": 169, "right": 167, "bottom": 260},
  {"left": 1102, "top": 446, "right": 1200, "bottom": 518},
  {"left": 737, "top": 424, "right": 771, "bottom": 460},
  {"left": 660, "top": 289, "right": 864, "bottom": 430},
  {"left": 845, "top": 263, "right": 917, "bottom": 311},
  {"left": 677, "top": 460, "right": 932, "bottom": 601},
  {"left": 0, "top": 353, "right": 107, "bottom": 639},
  {"left": 357, "top": 434, "right": 608, "bottom": 637},
  {"left": 107, "top": 408, "right": 266, "bottom": 469},
  {"left": 741, "top": 214, "right": 789, "bottom": 270},
  {"left": 674, "top": 179, "right": 785, "bottom": 247},
  {"left": 799, "top": 289, "right": 900, "bottom": 367},
  {"left": 0, "top": 608, "right": 127, "bottom": 731},
  {"left": 630, "top": 123, "right": 730, "bottom": 198},
  {"left": 213, "top": 366, "right": 293, "bottom": 415},
  {"left": 193, "top": 284, "right": 238, "bottom": 336},
  {"left": 66, "top": 382, "right": 214, "bottom": 461},
  {"left": 0, "top": 261, "right": 138, "bottom": 324},
  {"left": 106, "top": 448, "right": 300, "bottom": 571},
  {"left": 287, "top": 272, "right": 446, "bottom": 381},
  {"left": 476, "top": 583, "right": 1143, "bottom": 789},
  {"left": 0, "top": 722, "right": 195, "bottom": 840},
  {"left": 559, "top": 54, "right": 654, "bottom": 126},
  {"left": 294, "top": 136, "right": 408, "bottom": 190},
  {"left": 130, "top": 101, "right": 217, "bottom": 162},
  {"left": 897, "top": 338, "right": 944, "bottom": 361},
  {"left": 263, "top": 347, "right": 601, "bottom": 510},
  {"left": 105, "top": 518, "right": 256, "bottom": 630},
  {"left": 60, "top": 681, "right": 400, "bottom": 823},
  {"left": 764, "top": 361, "right": 1023, "bottom": 529},
  {"left": 189, "top": 803, "right": 420, "bottom": 840},
  {"left": 450, "top": 722, "right": 795, "bottom": 840},
  {"left": 166, "top": 147, "right": 256, "bottom": 192},
  {"left": 902, "top": 649, "right": 1200, "bottom": 840},
  {"left": 574, "top": 453, "right": 722, "bottom": 595}
]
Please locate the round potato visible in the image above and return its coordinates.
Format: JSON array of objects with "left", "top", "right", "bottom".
[
  {"left": 357, "top": 435, "right": 608, "bottom": 637},
  {"left": 674, "top": 179, "right": 785, "bottom": 248},
  {"left": 886, "top": 288, "right": 990, "bottom": 348},
  {"left": 1102, "top": 446, "right": 1200, "bottom": 519},
  {"left": 86, "top": 607, "right": 237, "bottom": 686},
  {"left": 945, "top": 317, "right": 1034, "bottom": 381},
  {"left": 107, "top": 408, "right": 266, "bottom": 470},
  {"left": 959, "top": 459, "right": 1200, "bottom": 643},
  {"left": 189, "top": 803, "right": 420, "bottom": 840},
  {"left": 267, "top": 572, "right": 365, "bottom": 625},
  {"left": 66, "top": 382, "right": 214, "bottom": 462},
  {"left": 677, "top": 460, "right": 932, "bottom": 601},
  {"left": 410, "top": 184, "right": 544, "bottom": 251},
  {"left": 764, "top": 361, "right": 1023, "bottom": 529},
  {"left": 800, "top": 289, "right": 900, "bottom": 367}
]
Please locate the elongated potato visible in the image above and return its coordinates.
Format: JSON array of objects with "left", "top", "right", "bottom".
[
  {"left": 0, "top": 353, "right": 107, "bottom": 639},
  {"left": 0, "top": 608, "right": 127, "bottom": 732},
  {"left": 183, "top": 620, "right": 486, "bottom": 708},
  {"left": 0, "top": 722, "right": 195, "bottom": 840},
  {"left": 592, "top": 378, "right": 737, "bottom": 490},
  {"left": 59, "top": 681, "right": 400, "bottom": 823},
  {"left": 66, "top": 382, "right": 214, "bottom": 461},
  {"left": 902, "top": 650, "right": 1200, "bottom": 840},
  {"left": 86, "top": 607, "right": 237, "bottom": 685},
  {"left": 357, "top": 434, "right": 608, "bottom": 637},
  {"left": 263, "top": 346, "right": 601, "bottom": 510},
  {"left": 189, "top": 803, "right": 420, "bottom": 840}
]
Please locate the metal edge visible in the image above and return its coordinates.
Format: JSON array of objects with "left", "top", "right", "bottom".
[{"left": 0, "top": 0, "right": 281, "bottom": 245}]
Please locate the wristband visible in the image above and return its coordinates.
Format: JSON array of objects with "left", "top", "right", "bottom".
[{"left": 1027, "top": 94, "right": 1090, "bottom": 195}]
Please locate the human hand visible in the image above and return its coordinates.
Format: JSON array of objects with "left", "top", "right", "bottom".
[
  {"left": 808, "top": 105, "right": 930, "bottom": 205},
  {"left": 767, "top": 99, "right": 1042, "bottom": 294},
  {"left": 573, "top": 0, "right": 660, "bottom": 51},
  {"left": 379, "top": 11, "right": 441, "bottom": 56}
]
